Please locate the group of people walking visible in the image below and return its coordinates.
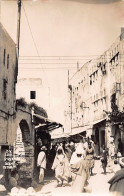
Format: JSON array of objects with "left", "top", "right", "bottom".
[
  {"left": 7, "top": 135, "right": 124, "bottom": 195},
  {"left": 37, "top": 137, "right": 95, "bottom": 193},
  {"left": 37, "top": 136, "right": 124, "bottom": 195}
]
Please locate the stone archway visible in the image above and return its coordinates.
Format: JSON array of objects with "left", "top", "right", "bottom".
[
  {"left": 19, "top": 119, "right": 30, "bottom": 145},
  {"left": 13, "top": 119, "right": 34, "bottom": 182},
  {"left": 13, "top": 119, "right": 31, "bottom": 164}
]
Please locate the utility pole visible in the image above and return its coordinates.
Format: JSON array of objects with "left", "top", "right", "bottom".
[
  {"left": 70, "top": 88, "right": 72, "bottom": 133},
  {"left": 16, "top": 0, "right": 21, "bottom": 60},
  {"left": 68, "top": 70, "right": 72, "bottom": 133},
  {"left": 0, "top": 0, "right": 1, "bottom": 23}
]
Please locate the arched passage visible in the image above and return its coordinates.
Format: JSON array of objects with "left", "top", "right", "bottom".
[
  {"left": 14, "top": 119, "right": 31, "bottom": 163},
  {"left": 19, "top": 119, "right": 30, "bottom": 144},
  {"left": 13, "top": 119, "right": 34, "bottom": 183}
]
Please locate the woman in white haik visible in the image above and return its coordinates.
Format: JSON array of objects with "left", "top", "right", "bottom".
[
  {"left": 70, "top": 144, "right": 86, "bottom": 182},
  {"left": 52, "top": 146, "right": 70, "bottom": 187},
  {"left": 37, "top": 146, "right": 47, "bottom": 184},
  {"left": 70, "top": 145, "right": 91, "bottom": 193}
]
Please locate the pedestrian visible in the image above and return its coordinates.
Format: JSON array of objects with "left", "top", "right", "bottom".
[
  {"left": 83, "top": 137, "right": 88, "bottom": 152},
  {"left": 86, "top": 141, "right": 95, "bottom": 176},
  {"left": 88, "top": 137, "right": 95, "bottom": 149},
  {"left": 108, "top": 157, "right": 124, "bottom": 196},
  {"left": 70, "top": 144, "right": 85, "bottom": 166},
  {"left": 70, "top": 145, "right": 91, "bottom": 193},
  {"left": 100, "top": 145, "right": 108, "bottom": 174},
  {"left": 37, "top": 146, "right": 47, "bottom": 184},
  {"left": 64, "top": 143, "right": 72, "bottom": 162},
  {"left": 52, "top": 146, "right": 70, "bottom": 187}
]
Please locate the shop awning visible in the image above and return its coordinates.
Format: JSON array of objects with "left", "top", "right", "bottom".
[
  {"left": 51, "top": 132, "right": 70, "bottom": 139},
  {"left": 33, "top": 113, "right": 63, "bottom": 132},
  {"left": 91, "top": 118, "right": 106, "bottom": 125},
  {"left": 70, "top": 125, "right": 90, "bottom": 136}
]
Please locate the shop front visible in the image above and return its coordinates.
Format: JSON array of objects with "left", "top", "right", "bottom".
[
  {"left": 33, "top": 113, "right": 63, "bottom": 181},
  {"left": 92, "top": 119, "right": 106, "bottom": 155}
]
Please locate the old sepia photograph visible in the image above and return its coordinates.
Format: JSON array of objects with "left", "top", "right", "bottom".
[{"left": 0, "top": 0, "right": 124, "bottom": 195}]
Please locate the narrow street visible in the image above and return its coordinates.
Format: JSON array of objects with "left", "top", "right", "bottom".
[
  {"left": 34, "top": 160, "right": 114, "bottom": 196},
  {"left": 1, "top": 1, "right": 124, "bottom": 196},
  {"left": 0, "top": 159, "right": 118, "bottom": 195}
]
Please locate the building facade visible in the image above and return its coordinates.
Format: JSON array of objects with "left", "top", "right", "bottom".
[
  {"left": 0, "top": 23, "right": 63, "bottom": 187},
  {"left": 16, "top": 77, "right": 50, "bottom": 115},
  {"left": 0, "top": 23, "right": 18, "bottom": 175},
  {"left": 0, "top": 23, "right": 18, "bottom": 146},
  {"left": 66, "top": 28, "right": 124, "bottom": 156}
]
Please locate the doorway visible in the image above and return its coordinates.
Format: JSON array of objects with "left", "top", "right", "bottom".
[{"left": 95, "top": 128, "right": 100, "bottom": 156}]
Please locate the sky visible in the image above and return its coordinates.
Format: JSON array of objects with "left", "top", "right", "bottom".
[{"left": 0, "top": 0, "right": 124, "bottom": 127}]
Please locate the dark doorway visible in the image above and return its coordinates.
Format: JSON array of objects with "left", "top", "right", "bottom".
[
  {"left": 101, "top": 130, "right": 105, "bottom": 148},
  {"left": 95, "top": 127, "right": 100, "bottom": 156}
]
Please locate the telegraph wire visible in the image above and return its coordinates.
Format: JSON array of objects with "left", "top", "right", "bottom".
[
  {"left": 19, "top": 54, "right": 124, "bottom": 57},
  {"left": 18, "top": 67, "right": 124, "bottom": 70},
  {"left": 19, "top": 55, "right": 124, "bottom": 62},
  {"left": 19, "top": 61, "right": 124, "bottom": 64},
  {"left": 19, "top": 55, "right": 103, "bottom": 57},
  {"left": 19, "top": 58, "right": 97, "bottom": 61},
  {"left": 22, "top": 2, "right": 49, "bottom": 87}
]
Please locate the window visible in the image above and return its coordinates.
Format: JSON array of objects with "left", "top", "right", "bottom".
[
  {"left": 7, "top": 54, "right": 9, "bottom": 69},
  {"left": 3, "top": 79, "right": 7, "bottom": 100},
  {"left": 3, "top": 49, "right": 6, "bottom": 65},
  {"left": 30, "top": 91, "right": 36, "bottom": 99}
]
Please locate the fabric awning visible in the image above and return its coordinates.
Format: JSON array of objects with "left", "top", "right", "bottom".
[
  {"left": 33, "top": 113, "right": 52, "bottom": 124},
  {"left": 91, "top": 118, "right": 106, "bottom": 125},
  {"left": 70, "top": 125, "right": 90, "bottom": 136},
  {"left": 51, "top": 132, "right": 69, "bottom": 139},
  {"left": 33, "top": 113, "right": 63, "bottom": 132}
]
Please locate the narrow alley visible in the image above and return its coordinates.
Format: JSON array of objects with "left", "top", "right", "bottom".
[{"left": 30, "top": 160, "right": 114, "bottom": 196}]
